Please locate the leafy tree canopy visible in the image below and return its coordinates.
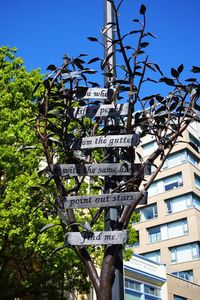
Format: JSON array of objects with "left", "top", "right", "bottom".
[{"left": 0, "top": 46, "right": 90, "bottom": 300}]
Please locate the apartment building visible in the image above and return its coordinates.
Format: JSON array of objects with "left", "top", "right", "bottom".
[
  {"left": 124, "top": 254, "right": 168, "bottom": 300},
  {"left": 132, "top": 121, "right": 200, "bottom": 298},
  {"left": 125, "top": 255, "right": 200, "bottom": 300}
]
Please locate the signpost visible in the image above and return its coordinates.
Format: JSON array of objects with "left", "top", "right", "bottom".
[
  {"left": 103, "top": 2, "right": 125, "bottom": 300},
  {"left": 49, "top": 2, "right": 147, "bottom": 299}
]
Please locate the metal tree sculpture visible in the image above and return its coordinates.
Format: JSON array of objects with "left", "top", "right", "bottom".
[{"left": 35, "top": 2, "right": 200, "bottom": 299}]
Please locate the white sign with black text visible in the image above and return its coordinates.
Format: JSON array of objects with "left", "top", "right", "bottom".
[
  {"left": 63, "top": 191, "right": 147, "bottom": 209},
  {"left": 65, "top": 230, "right": 128, "bottom": 246}
]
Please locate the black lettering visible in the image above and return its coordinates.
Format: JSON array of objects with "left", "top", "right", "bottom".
[
  {"left": 96, "top": 233, "right": 101, "bottom": 240},
  {"left": 113, "top": 196, "right": 117, "bottom": 201},
  {"left": 95, "top": 197, "right": 100, "bottom": 203},
  {"left": 104, "top": 235, "right": 112, "bottom": 240},
  {"left": 108, "top": 139, "right": 114, "bottom": 146},
  {"left": 114, "top": 138, "right": 119, "bottom": 144},
  {"left": 130, "top": 194, "right": 134, "bottom": 201},
  {"left": 126, "top": 138, "right": 131, "bottom": 144},
  {"left": 100, "top": 196, "right": 106, "bottom": 203},
  {"left": 70, "top": 199, "right": 75, "bottom": 205}
]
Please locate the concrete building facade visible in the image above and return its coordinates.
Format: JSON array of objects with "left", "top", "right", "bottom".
[{"left": 133, "top": 121, "right": 200, "bottom": 299}]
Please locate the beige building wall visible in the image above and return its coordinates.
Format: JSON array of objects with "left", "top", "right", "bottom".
[
  {"left": 133, "top": 121, "right": 200, "bottom": 298},
  {"left": 167, "top": 274, "right": 200, "bottom": 300}
]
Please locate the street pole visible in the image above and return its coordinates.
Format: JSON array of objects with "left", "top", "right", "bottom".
[
  {"left": 104, "top": 1, "right": 124, "bottom": 300},
  {"left": 104, "top": 0, "right": 116, "bottom": 85}
]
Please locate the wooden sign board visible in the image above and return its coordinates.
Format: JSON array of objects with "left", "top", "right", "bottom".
[
  {"left": 52, "top": 163, "right": 141, "bottom": 177},
  {"left": 63, "top": 191, "right": 147, "bottom": 209},
  {"left": 72, "top": 134, "right": 140, "bottom": 149},
  {"left": 69, "top": 103, "right": 129, "bottom": 119},
  {"left": 65, "top": 230, "right": 128, "bottom": 246}
]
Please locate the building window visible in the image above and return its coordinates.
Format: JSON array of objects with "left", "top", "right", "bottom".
[
  {"left": 141, "top": 250, "right": 161, "bottom": 264},
  {"left": 148, "top": 181, "right": 158, "bottom": 197},
  {"left": 125, "top": 289, "right": 141, "bottom": 300},
  {"left": 125, "top": 279, "right": 161, "bottom": 300},
  {"left": 163, "top": 150, "right": 199, "bottom": 169},
  {"left": 139, "top": 203, "right": 158, "bottom": 222},
  {"left": 165, "top": 193, "right": 197, "bottom": 214},
  {"left": 163, "top": 151, "right": 186, "bottom": 169},
  {"left": 170, "top": 242, "right": 200, "bottom": 264},
  {"left": 144, "top": 285, "right": 161, "bottom": 298},
  {"left": 148, "top": 219, "right": 188, "bottom": 243},
  {"left": 142, "top": 141, "right": 157, "bottom": 157},
  {"left": 125, "top": 278, "right": 142, "bottom": 300},
  {"left": 164, "top": 173, "right": 183, "bottom": 191},
  {"left": 125, "top": 279, "right": 141, "bottom": 291},
  {"left": 148, "top": 226, "right": 161, "bottom": 243},
  {"left": 172, "top": 270, "right": 193, "bottom": 282},
  {"left": 189, "top": 133, "right": 200, "bottom": 152},
  {"left": 187, "top": 151, "right": 199, "bottom": 168},
  {"left": 148, "top": 173, "right": 183, "bottom": 197},
  {"left": 195, "top": 174, "right": 200, "bottom": 190},
  {"left": 193, "top": 194, "right": 200, "bottom": 211},
  {"left": 174, "top": 295, "right": 186, "bottom": 300},
  {"left": 167, "top": 219, "right": 188, "bottom": 238}
]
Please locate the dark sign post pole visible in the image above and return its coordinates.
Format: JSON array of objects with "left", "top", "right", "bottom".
[{"left": 104, "top": 1, "right": 124, "bottom": 299}]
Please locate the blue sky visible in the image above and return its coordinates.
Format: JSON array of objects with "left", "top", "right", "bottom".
[{"left": 1, "top": 0, "right": 200, "bottom": 89}]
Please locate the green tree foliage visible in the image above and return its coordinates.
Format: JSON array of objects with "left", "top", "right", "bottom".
[{"left": 0, "top": 47, "right": 90, "bottom": 299}]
